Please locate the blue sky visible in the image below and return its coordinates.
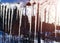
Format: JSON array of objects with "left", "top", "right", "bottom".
[{"left": 1, "top": 0, "right": 29, "bottom": 3}]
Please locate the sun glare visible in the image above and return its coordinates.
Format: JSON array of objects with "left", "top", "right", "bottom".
[{"left": 49, "top": 0, "right": 60, "bottom": 25}]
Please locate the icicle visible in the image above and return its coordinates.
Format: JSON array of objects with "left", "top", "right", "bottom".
[
  {"left": 8, "top": 6, "right": 10, "bottom": 32},
  {"left": 18, "top": 5, "right": 23, "bottom": 43},
  {"left": 6, "top": 5, "right": 8, "bottom": 32},
  {"left": 58, "top": 16, "right": 59, "bottom": 25},
  {"left": 29, "top": 12, "right": 31, "bottom": 35},
  {"left": 1, "top": 5, "right": 2, "bottom": 17},
  {"left": 16, "top": 7, "right": 18, "bottom": 20},
  {"left": 3, "top": 5, "right": 5, "bottom": 30},
  {"left": 29, "top": 6, "right": 31, "bottom": 36},
  {"left": 55, "top": 5, "right": 57, "bottom": 38},
  {"left": 1, "top": 4, "right": 3, "bottom": 43},
  {"left": 2, "top": 4, "right": 5, "bottom": 43},
  {"left": 34, "top": 4, "right": 37, "bottom": 39},
  {"left": 10, "top": 8, "right": 13, "bottom": 35},
  {"left": 18, "top": 9, "right": 20, "bottom": 37}
]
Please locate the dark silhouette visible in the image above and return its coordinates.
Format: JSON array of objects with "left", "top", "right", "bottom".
[{"left": 20, "top": 15, "right": 30, "bottom": 37}]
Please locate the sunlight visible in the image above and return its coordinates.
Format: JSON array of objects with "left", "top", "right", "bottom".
[
  {"left": 47, "top": 0, "right": 60, "bottom": 25},
  {"left": 40, "top": 0, "right": 60, "bottom": 25},
  {"left": 48, "top": 5, "right": 55, "bottom": 24},
  {"left": 12, "top": 0, "right": 60, "bottom": 26}
]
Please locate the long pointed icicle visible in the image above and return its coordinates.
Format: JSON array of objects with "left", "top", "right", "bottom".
[
  {"left": 1, "top": 5, "right": 2, "bottom": 17},
  {"left": 18, "top": 8, "right": 20, "bottom": 43},
  {"left": 19, "top": 6, "right": 23, "bottom": 36},
  {"left": 55, "top": 4, "right": 57, "bottom": 38},
  {"left": 6, "top": 6, "right": 8, "bottom": 32},
  {"left": 3, "top": 5, "right": 5, "bottom": 30},
  {"left": 8, "top": 6, "right": 10, "bottom": 32},
  {"left": 10, "top": 8, "right": 13, "bottom": 35},
  {"left": 18, "top": 6, "right": 22, "bottom": 43},
  {"left": 34, "top": 4, "right": 37, "bottom": 40}
]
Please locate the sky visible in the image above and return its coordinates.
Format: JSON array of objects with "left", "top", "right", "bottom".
[{"left": 1, "top": 0, "right": 29, "bottom": 3}]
